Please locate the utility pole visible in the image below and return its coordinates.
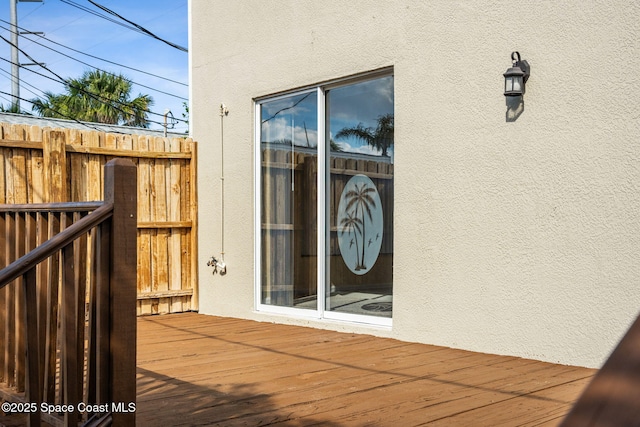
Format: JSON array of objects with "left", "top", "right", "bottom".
[
  {"left": 9, "top": 0, "right": 19, "bottom": 110},
  {"left": 9, "top": 0, "right": 43, "bottom": 111}
]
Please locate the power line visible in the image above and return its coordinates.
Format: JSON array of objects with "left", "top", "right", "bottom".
[
  {"left": 87, "top": 0, "right": 188, "bottom": 52},
  {"left": 58, "top": 0, "right": 187, "bottom": 52},
  {"left": 59, "top": 0, "right": 149, "bottom": 37},
  {"left": 0, "top": 54, "right": 187, "bottom": 127},
  {"left": 0, "top": 24, "right": 187, "bottom": 101},
  {"left": 261, "top": 92, "right": 313, "bottom": 124},
  {"left": 0, "top": 18, "right": 187, "bottom": 87},
  {"left": 0, "top": 67, "right": 46, "bottom": 98}
]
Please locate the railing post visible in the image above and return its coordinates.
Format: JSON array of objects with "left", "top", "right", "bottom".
[{"left": 103, "top": 158, "right": 137, "bottom": 426}]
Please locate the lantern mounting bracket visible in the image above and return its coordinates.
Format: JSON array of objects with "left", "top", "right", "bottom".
[{"left": 511, "top": 51, "right": 530, "bottom": 83}]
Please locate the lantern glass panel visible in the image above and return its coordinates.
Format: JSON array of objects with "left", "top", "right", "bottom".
[
  {"left": 505, "top": 76, "right": 513, "bottom": 93},
  {"left": 512, "top": 76, "right": 522, "bottom": 92}
]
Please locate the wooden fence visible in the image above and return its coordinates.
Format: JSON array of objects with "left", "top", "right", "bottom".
[{"left": 0, "top": 123, "right": 197, "bottom": 315}]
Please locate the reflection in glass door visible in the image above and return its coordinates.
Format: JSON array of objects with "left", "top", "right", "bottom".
[
  {"left": 259, "top": 91, "right": 318, "bottom": 309},
  {"left": 326, "top": 76, "right": 394, "bottom": 319}
]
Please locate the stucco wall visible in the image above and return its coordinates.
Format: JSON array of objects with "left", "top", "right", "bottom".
[{"left": 189, "top": 0, "right": 640, "bottom": 368}]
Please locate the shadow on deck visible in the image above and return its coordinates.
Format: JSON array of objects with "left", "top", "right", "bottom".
[{"left": 136, "top": 313, "right": 595, "bottom": 426}]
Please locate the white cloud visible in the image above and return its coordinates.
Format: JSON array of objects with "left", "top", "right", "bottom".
[
  {"left": 262, "top": 116, "right": 318, "bottom": 147},
  {"left": 336, "top": 141, "right": 381, "bottom": 156}
]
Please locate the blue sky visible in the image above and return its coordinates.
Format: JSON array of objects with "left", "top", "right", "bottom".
[{"left": 0, "top": 0, "right": 188, "bottom": 133}]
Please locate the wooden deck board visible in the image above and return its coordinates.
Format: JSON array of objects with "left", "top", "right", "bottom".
[{"left": 136, "top": 313, "right": 595, "bottom": 426}]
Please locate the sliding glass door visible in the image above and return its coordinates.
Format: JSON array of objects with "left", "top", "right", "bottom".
[{"left": 256, "top": 72, "right": 393, "bottom": 324}]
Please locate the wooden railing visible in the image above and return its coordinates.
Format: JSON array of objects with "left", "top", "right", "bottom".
[
  {"left": 0, "top": 159, "right": 137, "bottom": 426},
  {"left": 560, "top": 312, "right": 640, "bottom": 426}
]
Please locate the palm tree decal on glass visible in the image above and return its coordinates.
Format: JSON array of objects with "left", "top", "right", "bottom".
[
  {"left": 340, "top": 211, "right": 363, "bottom": 268},
  {"left": 345, "top": 183, "right": 376, "bottom": 270},
  {"left": 337, "top": 175, "right": 383, "bottom": 275}
]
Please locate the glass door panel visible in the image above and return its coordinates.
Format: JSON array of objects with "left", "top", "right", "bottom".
[
  {"left": 260, "top": 91, "right": 318, "bottom": 308},
  {"left": 326, "top": 76, "right": 394, "bottom": 318}
]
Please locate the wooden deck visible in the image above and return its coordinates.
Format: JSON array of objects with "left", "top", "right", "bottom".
[{"left": 136, "top": 313, "right": 595, "bottom": 426}]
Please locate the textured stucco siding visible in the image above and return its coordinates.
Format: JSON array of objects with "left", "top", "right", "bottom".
[{"left": 190, "top": 0, "right": 640, "bottom": 368}]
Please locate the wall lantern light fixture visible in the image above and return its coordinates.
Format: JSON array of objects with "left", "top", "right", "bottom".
[{"left": 503, "top": 51, "right": 530, "bottom": 96}]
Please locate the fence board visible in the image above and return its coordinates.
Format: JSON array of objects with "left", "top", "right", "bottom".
[
  {"left": 136, "top": 136, "right": 153, "bottom": 315},
  {"left": 186, "top": 140, "right": 198, "bottom": 309},
  {"left": 85, "top": 131, "right": 103, "bottom": 203},
  {"left": 0, "top": 146, "right": 5, "bottom": 204},
  {"left": 0, "top": 125, "right": 198, "bottom": 315},
  {"left": 30, "top": 147, "right": 44, "bottom": 204}
]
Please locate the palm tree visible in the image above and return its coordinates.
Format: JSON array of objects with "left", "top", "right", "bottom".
[
  {"left": 0, "top": 103, "right": 25, "bottom": 114},
  {"left": 31, "top": 70, "right": 153, "bottom": 127},
  {"left": 345, "top": 183, "right": 376, "bottom": 270},
  {"left": 182, "top": 101, "right": 189, "bottom": 134},
  {"left": 335, "top": 113, "right": 394, "bottom": 156},
  {"left": 340, "top": 210, "right": 363, "bottom": 269}
]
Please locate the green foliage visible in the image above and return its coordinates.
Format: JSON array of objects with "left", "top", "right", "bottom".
[
  {"left": 182, "top": 101, "right": 189, "bottom": 134},
  {"left": 0, "top": 103, "right": 26, "bottom": 114},
  {"left": 30, "top": 70, "right": 153, "bottom": 127}
]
